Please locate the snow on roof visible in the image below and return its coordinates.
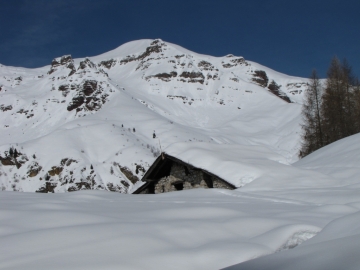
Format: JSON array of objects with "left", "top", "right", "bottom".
[{"left": 163, "top": 142, "right": 285, "bottom": 187}]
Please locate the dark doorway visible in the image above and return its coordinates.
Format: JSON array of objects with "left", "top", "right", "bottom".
[
  {"left": 147, "top": 159, "right": 173, "bottom": 180},
  {"left": 148, "top": 182, "right": 155, "bottom": 194},
  {"left": 184, "top": 166, "right": 190, "bottom": 176},
  {"left": 173, "top": 182, "right": 184, "bottom": 191},
  {"left": 203, "top": 173, "right": 213, "bottom": 188}
]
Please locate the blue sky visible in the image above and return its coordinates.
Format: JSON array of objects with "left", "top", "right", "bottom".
[{"left": 1, "top": 0, "right": 359, "bottom": 78}]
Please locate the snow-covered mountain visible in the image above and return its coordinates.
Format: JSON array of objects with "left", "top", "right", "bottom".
[{"left": 0, "top": 39, "right": 309, "bottom": 193}]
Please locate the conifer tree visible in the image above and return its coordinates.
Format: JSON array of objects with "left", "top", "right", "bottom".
[
  {"left": 341, "top": 59, "right": 356, "bottom": 136},
  {"left": 322, "top": 57, "right": 357, "bottom": 144},
  {"left": 300, "top": 57, "right": 360, "bottom": 158},
  {"left": 321, "top": 57, "right": 344, "bottom": 143},
  {"left": 299, "top": 70, "right": 324, "bottom": 158},
  {"left": 353, "top": 79, "right": 360, "bottom": 133}
]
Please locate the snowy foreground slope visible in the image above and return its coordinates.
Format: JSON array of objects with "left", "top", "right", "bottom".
[
  {"left": 224, "top": 133, "right": 360, "bottom": 270},
  {"left": 0, "top": 39, "right": 309, "bottom": 193},
  {"left": 1, "top": 134, "right": 360, "bottom": 269}
]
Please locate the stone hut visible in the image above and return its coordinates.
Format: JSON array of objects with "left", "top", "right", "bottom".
[{"left": 133, "top": 153, "right": 236, "bottom": 194}]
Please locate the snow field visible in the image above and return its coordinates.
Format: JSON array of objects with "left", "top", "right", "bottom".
[{"left": 0, "top": 188, "right": 346, "bottom": 270}]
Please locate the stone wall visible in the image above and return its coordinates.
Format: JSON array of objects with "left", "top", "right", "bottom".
[
  {"left": 212, "top": 176, "right": 233, "bottom": 190},
  {"left": 155, "top": 175, "right": 178, "bottom": 193},
  {"left": 151, "top": 162, "right": 233, "bottom": 194},
  {"left": 170, "top": 163, "right": 206, "bottom": 186}
]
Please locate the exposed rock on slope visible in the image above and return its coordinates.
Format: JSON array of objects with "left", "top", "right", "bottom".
[
  {"left": 268, "top": 80, "right": 291, "bottom": 103},
  {"left": 48, "top": 55, "right": 76, "bottom": 76},
  {"left": 252, "top": 70, "right": 269, "bottom": 87}
]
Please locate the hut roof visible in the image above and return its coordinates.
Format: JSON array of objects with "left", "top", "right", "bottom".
[
  {"left": 132, "top": 153, "right": 236, "bottom": 194},
  {"left": 132, "top": 141, "right": 292, "bottom": 194}
]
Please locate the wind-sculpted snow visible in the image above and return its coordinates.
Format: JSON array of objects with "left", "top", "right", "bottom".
[
  {"left": 2, "top": 179, "right": 360, "bottom": 269},
  {"left": 217, "top": 133, "right": 360, "bottom": 268},
  {"left": 294, "top": 133, "right": 360, "bottom": 182},
  {"left": 224, "top": 211, "right": 360, "bottom": 270}
]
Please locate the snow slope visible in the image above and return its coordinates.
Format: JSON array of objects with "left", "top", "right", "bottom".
[
  {"left": 224, "top": 211, "right": 360, "bottom": 270},
  {"left": 0, "top": 39, "right": 309, "bottom": 193},
  {"left": 223, "top": 133, "right": 360, "bottom": 269},
  {"left": 2, "top": 134, "right": 360, "bottom": 269}
]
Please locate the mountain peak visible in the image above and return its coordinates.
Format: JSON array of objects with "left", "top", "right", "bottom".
[{"left": 0, "top": 39, "right": 309, "bottom": 193}]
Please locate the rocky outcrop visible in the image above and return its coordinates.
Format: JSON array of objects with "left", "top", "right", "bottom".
[
  {"left": 58, "top": 84, "right": 71, "bottom": 97},
  {"left": 120, "top": 39, "right": 165, "bottom": 65},
  {"left": 252, "top": 70, "right": 269, "bottom": 87},
  {"left": 27, "top": 161, "right": 42, "bottom": 177},
  {"left": 106, "top": 182, "right": 122, "bottom": 192},
  {"left": 118, "top": 165, "right": 139, "bottom": 184},
  {"left": 0, "top": 149, "right": 107, "bottom": 193},
  {"left": 76, "top": 58, "right": 108, "bottom": 77},
  {"left": 287, "top": 82, "right": 307, "bottom": 96},
  {"left": 31, "top": 158, "right": 100, "bottom": 193},
  {"left": 17, "top": 109, "right": 34, "bottom": 119},
  {"left": 222, "top": 55, "right": 247, "bottom": 68},
  {"left": 179, "top": 71, "right": 205, "bottom": 84},
  {"left": 98, "top": 59, "right": 117, "bottom": 69},
  {"left": 135, "top": 164, "right": 146, "bottom": 175},
  {"left": 0, "top": 156, "right": 16, "bottom": 166},
  {"left": 67, "top": 96, "right": 85, "bottom": 112},
  {"left": 79, "top": 58, "right": 97, "bottom": 70},
  {"left": 0, "top": 105, "right": 12, "bottom": 112},
  {"left": 48, "top": 166, "right": 63, "bottom": 176},
  {"left": 83, "top": 80, "right": 97, "bottom": 96},
  {"left": 48, "top": 55, "right": 76, "bottom": 76},
  {"left": 146, "top": 71, "right": 177, "bottom": 82},
  {"left": 67, "top": 80, "right": 108, "bottom": 112},
  {"left": 52, "top": 55, "right": 73, "bottom": 67},
  {"left": 137, "top": 39, "right": 164, "bottom": 60},
  {"left": 198, "top": 60, "right": 215, "bottom": 71},
  {"left": 61, "top": 158, "right": 77, "bottom": 167},
  {"left": 268, "top": 80, "right": 291, "bottom": 103},
  {"left": 0, "top": 147, "right": 28, "bottom": 169}
]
